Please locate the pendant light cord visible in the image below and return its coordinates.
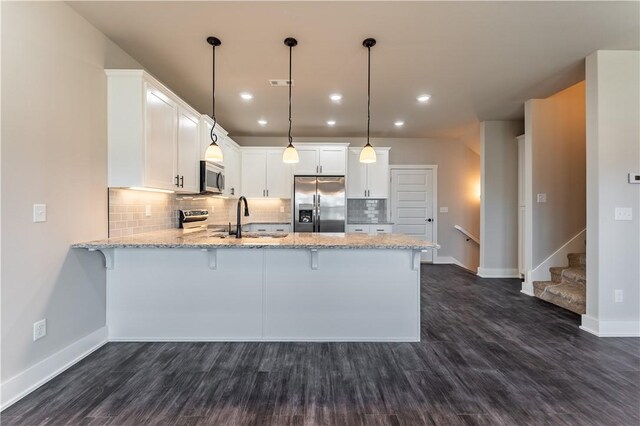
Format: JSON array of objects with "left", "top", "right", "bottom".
[
  {"left": 210, "top": 42, "right": 218, "bottom": 144},
  {"left": 366, "top": 44, "right": 371, "bottom": 145},
  {"left": 288, "top": 44, "right": 293, "bottom": 145}
]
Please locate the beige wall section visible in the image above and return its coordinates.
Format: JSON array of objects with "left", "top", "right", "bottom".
[
  {"left": 479, "top": 121, "right": 523, "bottom": 276},
  {"left": 528, "top": 82, "right": 586, "bottom": 268},
  {"left": 234, "top": 136, "right": 481, "bottom": 271},
  {"left": 1, "top": 2, "right": 141, "bottom": 383},
  {"left": 584, "top": 51, "right": 639, "bottom": 334}
]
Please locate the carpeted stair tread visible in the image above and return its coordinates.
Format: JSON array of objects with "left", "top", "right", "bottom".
[
  {"left": 538, "top": 282, "right": 586, "bottom": 315},
  {"left": 549, "top": 266, "right": 568, "bottom": 283},
  {"left": 561, "top": 267, "right": 586, "bottom": 286},
  {"left": 533, "top": 280, "right": 553, "bottom": 298},
  {"left": 568, "top": 252, "right": 586, "bottom": 268}
]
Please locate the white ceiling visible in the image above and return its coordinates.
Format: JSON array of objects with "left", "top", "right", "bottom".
[{"left": 69, "top": 1, "right": 639, "bottom": 139}]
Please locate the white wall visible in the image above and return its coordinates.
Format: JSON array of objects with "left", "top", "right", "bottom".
[
  {"left": 527, "top": 82, "right": 586, "bottom": 271},
  {"left": 583, "top": 50, "right": 640, "bottom": 337},
  {"left": 234, "top": 136, "right": 481, "bottom": 271},
  {"left": 478, "top": 121, "right": 523, "bottom": 277},
  {"left": 1, "top": 2, "right": 141, "bottom": 406}
]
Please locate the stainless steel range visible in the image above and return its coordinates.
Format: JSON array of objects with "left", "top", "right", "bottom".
[{"left": 293, "top": 176, "right": 345, "bottom": 233}]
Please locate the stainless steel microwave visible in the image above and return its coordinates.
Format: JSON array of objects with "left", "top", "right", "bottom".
[{"left": 200, "top": 161, "right": 225, "bottom": 194}]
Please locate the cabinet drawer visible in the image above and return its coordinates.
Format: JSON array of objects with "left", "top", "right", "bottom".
[
  {"left": 272, "top": 224, "right": 291, "bottom": 233},
  {"left": 346, "top": 225, "right": 370, "bottom": 234},
  {"left": 371, "top": 224, "right": 393, "bottom": 235}
]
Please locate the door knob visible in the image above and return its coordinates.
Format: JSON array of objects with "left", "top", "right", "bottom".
[{"left": 426, "top": 218, "right": 433, "bottom": 222}]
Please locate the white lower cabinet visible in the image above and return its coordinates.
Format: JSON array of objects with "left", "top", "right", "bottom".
[
  {"left": 243, "top": 224, "right": 292, "bottom": 234},
  {"left": 346, "top": 224, "right": 393, "bottom": 235}
]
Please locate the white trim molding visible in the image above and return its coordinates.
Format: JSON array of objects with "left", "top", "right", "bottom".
[
  {"left": 0, "top": 327, "right": 108, "bottom": 411},
  {"left": 530, "top": 228, "right": 586, "bottom": 282},
  {"left": 580, "top": 315, "right": 640, "bottom": 337},
  {"left": 477, "top": 267, "right": 520, "bottom": 278}
]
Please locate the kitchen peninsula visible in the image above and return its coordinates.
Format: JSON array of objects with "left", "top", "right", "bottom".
[{"left": 73, "top": 230, "right": 437, "bottom": 342}]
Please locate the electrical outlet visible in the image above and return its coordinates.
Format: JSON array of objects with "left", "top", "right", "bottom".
[
  {"left": 145, "top": 205, "right": 152, "bottom": 217},
  {"left": 33, "top": 319, "right": 47, "bottom": 341},
  {"left": 614, "top": 207, "right": 632, "bottom": 221},
  {"left": 536, "top": 193, "right": 547, "bottom": 203},
  {"left": 33, "top": 204, "right": 47, "bottom": 222},
  {"left": 280, "top": 206, "right": 285, "bottom": 213},
  {"left": 440, "top": 207, "right": 449, "bottom": 213},
  {"left": 615, "top": 290, "right": 624, "bottom": 303}
]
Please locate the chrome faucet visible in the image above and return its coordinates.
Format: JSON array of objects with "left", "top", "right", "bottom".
[{"left": 236, "top": 196, "right": 250, "bottom": 238}]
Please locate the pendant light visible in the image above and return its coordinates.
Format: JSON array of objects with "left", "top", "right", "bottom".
[
  {"left": 360, "top": 38, "right": 377, "bottom": 163},
  {"left": 205, "top": 36, "right": 224, "bottom": 163},
  {"left": 282, "top": 37, "right": 300, "bottom": 163}
]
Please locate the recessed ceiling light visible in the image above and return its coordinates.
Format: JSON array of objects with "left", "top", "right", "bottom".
[
  {"left": 329, "top": 93, "right": 342, "bottom": 102},
  {"left": 326, "top": 120, "right": 336, "bottom": 126},
  {"left": 416, "top": 94, "right": 431, "bottom": 103},
  {"left": 240, "top": 92, "right": 253, "bottom": 100},
  {"left": 394, "top": 121, "right": 405, "bottom": 127},
  {"left": 258, "top": 119, "right": 267, "bottom": 126}
]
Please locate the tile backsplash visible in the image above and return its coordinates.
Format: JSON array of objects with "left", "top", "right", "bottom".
[
  {"left": 347, "top": 198, "right": 388, "bottom": 223},
  {"left": 108, "top": 189, "right": 291, "bottom": 237}
]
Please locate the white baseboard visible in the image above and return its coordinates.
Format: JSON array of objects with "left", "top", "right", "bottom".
[
  {"left": 580, "top": 315, "right": 640, "bottom": 337},
  {"left": 477, "top": 267, "right": 520, "bottom": 278},
  {"left": 520, "top": 281, "right": 534, "bottom": 296},
  {"left": 531, "top": 228, "right": 586, "bottom": 282},
  {"left": 0, "top": 327, "right": 108, "bottom": 411}
]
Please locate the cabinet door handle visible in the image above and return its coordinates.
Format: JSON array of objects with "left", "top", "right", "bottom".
[
  {"left": 320, "top": 165, "right": 323, "bottom": 174},
  {"left": 266, "top": 189, "right": 269, "bottom": 197},
  {"left": 263, "top": 189, "right": 266, "bottom": 197},
  {"left": 175, "top": 175, "right": 180, "bottom": 187},
  {"left": 364, "top": 190, "right": 367, "bottom": 197},
  {"left": 180, "top": 176, "right": 184, "bottom": 188}
]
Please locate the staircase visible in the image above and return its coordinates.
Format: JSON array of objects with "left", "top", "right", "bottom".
[{"left": 533, "top": 253, "right": 586, "bottom": 314}]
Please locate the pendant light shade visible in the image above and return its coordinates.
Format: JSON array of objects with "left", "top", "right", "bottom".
[
  {"left": 282, "top": 37, "right": 299, "bottom": 163},
  {"left": 360, "top": 38, "right": 377, "bottom": 164},
  {"left": 359, "top": 143, "right": 377, "bottom": 163},
  {"left": 205, "top": 36, "right": 223, "bottom": 163}
]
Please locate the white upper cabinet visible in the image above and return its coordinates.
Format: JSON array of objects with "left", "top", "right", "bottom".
[
  {"left": 293, "top": 148, "right": 319, "bottom": 175},
  {"left": 176, "top": 106, "right": 201, "bottom": 193},
  {"left": 107, "top": 70, "right": 203, "bottom": 193},
  {"left": 347, "top": 149, "right": 368, "bottom": 197},
  {"left": 291, "top": 144, "right": 347, "bottom": 175},
  {"left": 266, "top": 149, "right": 292, "bottom": 198},
  {"left": 366, "top": 149, "right": 390, "bottom": 198},
  {"left": 318, "top": 146, "right": 347, "bottom": 174},
  {"left": 241, "top": 149, "right": 292, "bottom": 198},
  {"left": 240, "top": 150, "right": 267, "bottom": 198},
  {"left": 144, "top": 87, "right": 178, "bottom": 190},
  {"left": 347, "top": 147, "right": 390, "bottom": 199}
]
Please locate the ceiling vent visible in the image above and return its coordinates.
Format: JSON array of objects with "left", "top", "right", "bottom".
[{"left": 269, "top": 79, "right": 294, "bottom": 87}]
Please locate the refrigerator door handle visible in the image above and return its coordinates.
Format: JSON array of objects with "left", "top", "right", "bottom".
[{"left": 317, "top": 194, "right": 321, "bottom": 233}]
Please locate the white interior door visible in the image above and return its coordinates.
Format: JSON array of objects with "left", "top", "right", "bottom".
[{"left": 391, "top": 168, "right": 435, "bottom": 262}]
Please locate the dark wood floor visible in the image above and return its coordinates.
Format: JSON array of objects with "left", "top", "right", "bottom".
[{"left": 3, "top": 265, "right": 639, "bottom": 425}]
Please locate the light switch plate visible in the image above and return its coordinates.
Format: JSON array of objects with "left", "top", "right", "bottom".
[
  {"left": 33, "top": 319, "right": 46, "bottom": 341},
  {"left": 280, "top": 206, "right": 285, "bottom": 213},
  {"left": 33, "top": 204, "right": 47, "bottom": 222},
  {"left": 439, "top": 207, "right": 449, "bottom": 213},
  {"left": 536, "top": 193, "right": 547, "bottom": 203},
  {"left": 628, "top": 173, "right": 640, "bottom": 184},
  {"left": 145, "top": 205, "right": 152, "bottom": 217},
  {"left": 614, "top": 207, "right": 632, "bottom": 221}
]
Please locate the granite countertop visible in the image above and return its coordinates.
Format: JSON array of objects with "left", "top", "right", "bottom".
[{"left": 72, "top": 229, "right": 438, "bottom": 250}]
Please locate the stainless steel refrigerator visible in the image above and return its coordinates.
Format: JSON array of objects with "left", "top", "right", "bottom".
[{"left": 294, "top": 176, "right": 346, "bottom": 233}]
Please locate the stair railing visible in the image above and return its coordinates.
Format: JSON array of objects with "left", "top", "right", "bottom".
[{"left": 454, "top": 225, "right": 480, "bottom": 245}]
